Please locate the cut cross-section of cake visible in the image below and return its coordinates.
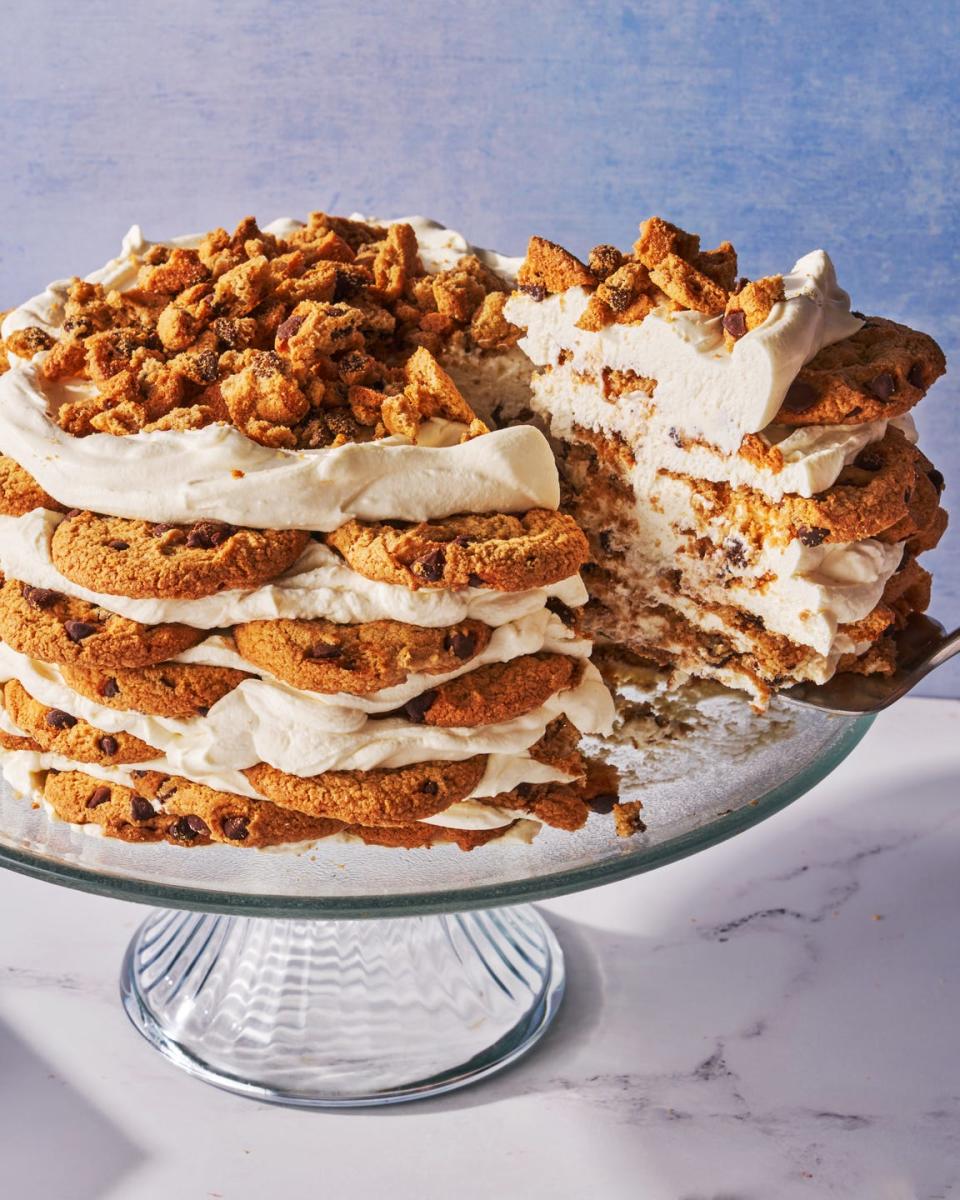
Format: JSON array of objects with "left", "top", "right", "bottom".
[{"left": 503, "top": 217, "right": 947, "bottom": 706}]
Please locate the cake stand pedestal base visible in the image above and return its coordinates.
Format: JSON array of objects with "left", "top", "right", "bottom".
[{"left": 119, "top": 904, "right": 564, "bottom": 1107}]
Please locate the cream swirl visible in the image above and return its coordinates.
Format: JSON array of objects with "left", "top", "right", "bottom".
[
  {"left": 505, "top": 250, "right": 863, "bottom": 454},
  {"left": 0, "top": 218, "right": 554, "bottom": 528}
]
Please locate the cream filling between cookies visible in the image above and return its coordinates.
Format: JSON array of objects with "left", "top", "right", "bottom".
[
  {"left": 0, "top": 641, "right": 613, "bottom": 779},
  {"left": 528, "top": 363, "right": 918, "bottom": 502},
  {"left": 0, "top": 509, "right": 589, "bottom": 629},
  {"left": 504, "top": 252, "right": 863, "bottom": 454}
]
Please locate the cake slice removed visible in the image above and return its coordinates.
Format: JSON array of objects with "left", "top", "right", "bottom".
[{"left": 503, "top": 218, "right": 947, "bottom": 706}]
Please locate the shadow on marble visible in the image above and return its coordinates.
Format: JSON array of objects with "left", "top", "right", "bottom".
[
  {"left": 334, "top": 766, "right": 960, "bottom": 1195},
  {"left": 0, "top": 1014, "right": 145, "bottom": 1197}
]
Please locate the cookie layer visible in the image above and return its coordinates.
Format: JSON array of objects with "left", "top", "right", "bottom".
[
  {"left": 0, "top": 578, "right": 203, "bottom": 667},
  {"left": 774, "top": 316, "right": 946, "bottom": 426},
  {"left": 3, "top": 679, "right": 158, "bottom": 764},
  {"left": 233, "top": 615, "right": 492, "bottom": 694},
  {"left": 0, "top": 456, "right": 64, "bottom": 516},
  {"left": 50, "top": 511, "right": 310, "bottom": 599},
  {"left": 376, "top": 653, "right": 582, "bottom": 727},
  {"left": 44, "top": 769, "right": 344, "bottom": 847},
  {"left": 59, "top": 660, "right": 251, "bottom": 718},
  {"left": 326, "top": 509, "right": 588, "bottom": 591},
  {"left": 245, "top": 756, "right": 486, "bottom": 825}
]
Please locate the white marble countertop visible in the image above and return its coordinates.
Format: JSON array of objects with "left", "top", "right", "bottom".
[{"left": 1, "top": 697, "right": 958, "bottom": 1199}]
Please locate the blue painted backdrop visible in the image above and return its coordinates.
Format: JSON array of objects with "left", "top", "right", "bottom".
[{"left": 1, "top": 0, "right": 957, "bottom": 694}]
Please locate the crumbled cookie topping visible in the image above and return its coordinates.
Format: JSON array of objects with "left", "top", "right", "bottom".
[{"left": 9, "top": 214, "right": 520, "bottom": 446}]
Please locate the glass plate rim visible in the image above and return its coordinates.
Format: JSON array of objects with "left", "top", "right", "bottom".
[{"left": 0, "top": 713, "right": 874, "bottom": 919}]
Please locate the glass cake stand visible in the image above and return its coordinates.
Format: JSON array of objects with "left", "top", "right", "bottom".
[{"left": 0, "top": 689, "right": 872, "bottom": 1107}]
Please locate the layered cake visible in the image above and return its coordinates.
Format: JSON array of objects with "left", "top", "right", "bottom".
[
  {"left": 503, "top": 218, "right": 947, "bottom": 705},
  {"left": 0, "top": 213, "right": 621, "bottom": 851},
  {"left": 0, "top": 209, "right": 947, "bottom": 852}
]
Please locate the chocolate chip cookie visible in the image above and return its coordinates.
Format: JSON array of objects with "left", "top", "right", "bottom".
[
  {"left": 50, "top": 512, "right": 310, "bottom": 599},
  {"left": 43, "top": 769, "right": 345, "bottom": 847},
  {"left": 326, "top": 509, "right": 589, "bottom": 591},
  {"left": 59, "top": 659, "right": 251, "bottom": 718},
  {"left": 233, "top": 616, "right": 492, "bottom": 695},
  {"left": 245, "top": 756, "right": 486, "bottom": 825},
  {"left": 0, "top": 578, "right": 203, "bottom": 667},
  {"left": 2, "top": 679, "right": 158, "bottom": 764},
  {"left": 374, "top": 653, "right": 582, "bottom": 727},
  {"left": 774, "top": 316, "right": 945, "bottom": 426},
  {"left": 0, "top": 455, "right": 65, "bottom": 517}
]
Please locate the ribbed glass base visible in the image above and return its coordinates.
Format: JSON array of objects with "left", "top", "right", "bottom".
[{"left": 119, "top": 905, "right": 564, "bottom": 1107}]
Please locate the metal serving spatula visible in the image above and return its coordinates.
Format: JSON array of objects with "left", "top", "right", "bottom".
[{"left": 779, "top": 614, "right": 960, "bottom": 714}]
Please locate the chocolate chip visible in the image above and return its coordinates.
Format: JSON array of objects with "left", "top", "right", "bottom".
[
  {"left": 171, "top": 814, "right": 210, "bottom": 842},
  {"left": 98, "top": 735, "right": 119, "bottom": 755},
  {"left": 196, "top": 706, "right": 209, "bottom": 717},
  {"left": 851, "top": 310, "right": 866, "bottom": 320},
  {"left": 64, "top": 620, "right": 99, "bottom": 642},
  {"left": 21, "top": 585, "right": 63, "bottom": 609},
  {"left": 86, "top": 786, "right": 111, "bottom": 809},
  {"left": 107, "top": 539, "right": 129, "bottom": 551},
  {"left": 668, "top": 426, "right": 684, "bottom": 449},
  {"left": 415, "top": 547, "right": 446, "bottom": 582},
  {"left": 928, "top": 467, "right": 945, "bottom": 491},
  {"left": 723, "top": 537, "right": 747, "bottom": 568},
  {"left": 546, "top": 596, "right": 577, "bottom": 627},
  {"left": 276, "top": 313, "right": 305, "bottom": 343},
  {"left": 306, "top": 642, "right": 343, "bottom": 661},
  {"left": 419, "top": 779, "right": 439, "bottom": 795},
  {"left": 403, "top": 690, "right": 437, "bottom": 723},
  {"left": 587, "top": 793, "right": 617, "bottom": 815},
  {"left": 908, "top": 362, "right": 925, "bottom": 389},
  {"left": 445, "top": 631, "right": 476, "bottom": 660},
  {"left": 467, "top": 572, "right": 485, "bottom": 588},
  {"left": 520, "top": 283, "right": 547, "bottom": 302},
  {"left": 130, "top": 795, "right": 154, "bottom": 821},
  {"left": 604, "top": 284, "right": 633, "bottom": 313},
  {"left": 45, "top": 709, "right": 77, "bottom": 729},
  {"left": 732, "top": 276, "right": 750, "bottom": 294},
  {"left": 783, "top": 380, "right": 818, "bottom": 413},
  {"left": 797, "top": 525, "right": 829, "bottom": 547},
  {"left": 854, "top": 449, "right": 884, "bottom": 471},
  {"left": 332, "top": 270, "right": 362, "bottom": 303},
  {"left": 598, "top": 530, "right": 615, "bottom": 554},
  {"left": 149, "top": 523, "right": 178, "bottom": 538},
  {"left": 722, "top": 309, "right": 747, "bottom": 340},
  {"left": 904, "top": 488, "right": 912, "bottom": 504},
  {"left": 867, "top": 372, "right": 896, "bottom": 401},
  {"left": 452, "top": 534, "right": 475, "bottom": 547},
  {"left": 131, "top": 769, "right": 147, "bottom": 778},
  {"left": 221, "top": 815, "right": 249, "bottom": 841},
  {"left": 186, "top": 520, "right": 237, "bottom": 549}
]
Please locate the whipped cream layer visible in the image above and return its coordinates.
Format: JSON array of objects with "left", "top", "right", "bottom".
[
  {"left": 505, "top": 251, "right": 862, "bottom": 454},
  {"left": 0, "top": 640, "right": 613, "bottom": 780},
  {"left": 0, "top": 509, "right": 588, "bottom": 629},
  {"left": 530, "top": 365, "right": 917, "bottom": 502},
  {"left": 0, "top": 218, "right": 556, "bottom": 528}
]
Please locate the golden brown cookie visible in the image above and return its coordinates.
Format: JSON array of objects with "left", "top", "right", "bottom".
[
  {"left": 232, "top": 616, "right": 492, "bottom": 695},
  {"left": 774, "top": 317, "right": 946, "bottom": 426},
  {"left": 375, "top": 653, "right": 582, "bottom": 728},
  {"left": 327, "top": 509, "right": 589, "bottom": 591},
  {"left": 0, "top": 730, "right": 41, "bottom": 752},
  {"left": 0, "top": 578, "right": 203, "bottom": 667},
  {"left": 58, "top": 659, "right": 251, "bottom": 718},
  {"left": 2, "top": 679, "right": 158, "bottom": 765},
  {"left": 43, "top": 769, "right": 344, "bottom": 847},
  {"left": 50, "top": 511, "right": 309, "bottom": 600},
  {"left": 517, "top": 237, "right": 596, "bottom": 296},
  {"left": 485, "top": 755, "right": 621, "bottom": 833},
  {"left": 677, "top": 426, "right": 928, "bottom": 548},
  {"left": 345, "top": 821, "right": 519, "bottom": 851},
  {"left": 0, "top": 455, "right": 66, "bottom": 517},
  {"left": 245, "top": 755, "right": 486, "bottom": 826}
]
